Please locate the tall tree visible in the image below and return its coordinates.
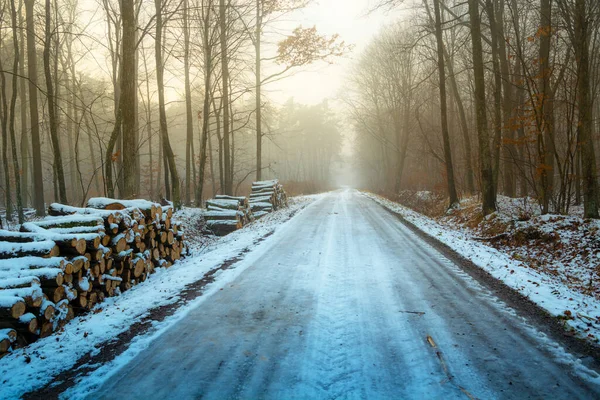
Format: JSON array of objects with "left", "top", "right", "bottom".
[
  {"left": 573, "top": 0, "right": 599, "bottom": 217},
  {"left": 155, "top": 0, "right": 181, "bottom": 205},
  {"left": 43, "top": 0, "right": 67, "bottom": 203},
  {"left": 432, "top": 0, "right": 458, "bottom": 207},
  {"left": 538, "top": 0, "right": 555, "bottom": 213},
  {"left": 183, "top": 0, "right": 194, "bottom": 204},
  {"left": 18, "top": 0, "right": 30, "bottom": 206},
  {"left": 121, "top": 0, "right": 137, "bottom": 198},
  {"left": 468, "top": 0, "right": 496, "bottom": 215},
  {"left": 196, "top": 0, "right": 215, "bottom": 204},
  {"left": 24, "top": 0, "right": 45, "bottom": 216},
  {"left": 220, "top": 0, "right": 232, "bottom": 195},
  {"left": 9, "top": 0, "right": 24, "bottom": 222},
  {"left": 255, "top": 0, "right": 262, "bottom": 181}
]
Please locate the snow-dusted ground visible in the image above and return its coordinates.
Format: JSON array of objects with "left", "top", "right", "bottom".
[
  {"left": 55, "top": 190, "right": 600, "bottom": 399},
  {"left": 0, "top": 195, "right": 321, "bottom": 400},
  {"left": 366, "top": 192, "right": 600, "bottom": 342}
]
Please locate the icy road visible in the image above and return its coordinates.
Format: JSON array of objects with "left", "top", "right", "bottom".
[{"left": 86, "top": 190, "right": 600, "bottom": 399}]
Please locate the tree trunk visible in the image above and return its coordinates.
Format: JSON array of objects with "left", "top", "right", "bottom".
[
  {"left": 18, "top": 3, "right": 30, "bottom": 207},
  {"left": 9, "top": 0, "right": 24, "bottom": 223},
  {"left": 485, "top": 0, "right": 503, "bottom": 196},
  {"left": 538, "top": 0, "right": 554, "bottom": 214},
  {"left": 497, "top": 0, "right": 515, "bottom": 197},
  {"left": 143, "top": 50, "right": 154, "bottom": 199},
  {"left": 433, "top": 0, "right": 459, "bottom": 207},
  {"left": 24, "top": 0, "right": 45, "bottom": 216},
  {"left": 43, "top": 0, "right": 67, "bottom": 204},
  {"left": 121, "top": 0, "right": 137, "bottom": 199},
  {"left": 255, "top": 0, "right": 262, "bottom": 181},
  {"left": 574, "top": 0, "right": 599, "bottom": 218},
  {"left": 196, "top": 0, "right": 213, "bottom": 205},
  {"left": 0, "top": 60, "right": 12, "bottom": 221},
  {"left": 184, "top": 0, "right": 193, "bottom": 205},
  {"left": 469, "top": 0, "right": 496, "bottom": 215},
  {"left": 220, "top": 0, "right": 232, "bottom": 195},
  {"left": 444, "top": 48, "right": 474, "bottom": 194},
  {"left": 155, "top": 0, "right": 180, "bottom": 207}
]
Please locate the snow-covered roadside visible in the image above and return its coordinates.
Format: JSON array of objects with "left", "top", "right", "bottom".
[
  {"left": 364, "top": 192, "right": 600, "bottom": 342},
  {"left": 0, "top": 195, "right": 322, "bottom": 400}
]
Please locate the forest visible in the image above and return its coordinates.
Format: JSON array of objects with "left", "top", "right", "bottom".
[
  {"left": 349, "top": 0, "right": 600, "bottom": 219},
  {"left": 0, "top": 0, "right": 599, "bottom": 220},
  {"left": 0, "top": 0, "right": 346, "bottom": 223}
]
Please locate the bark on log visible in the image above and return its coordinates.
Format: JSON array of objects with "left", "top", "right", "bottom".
[
  {"left": 0, "top": 298, "right": 26, "bottom": 319},
  {"left": 0, "top": 241, "right": 60, "bottom": 259}
]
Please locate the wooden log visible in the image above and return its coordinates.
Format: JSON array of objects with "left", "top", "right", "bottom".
[
  {"left": 113, "top": 249, "right": 133, "bottom": 262},
  {"left": 0, "top": 313, "right": 38, "bottom": 335},
  {"left": 71, "top": 256, "right": 87, "bottom": 273},
  {"left": 86, "top": 198, "right": 160, "bottom": 219},
  {"left": 0, "top": 276, "right": 41, "bottom": 290},
  {"left": 0, "top": 230, "right": 39, "bottom": 243},
  {"left": 0, "top": 269, "right": 64, "bottom": 289},
  {"left": 24, "top": 215, "right": 104, "bottom": 230},
  {"left": 24, "top": 270, "right": 65, "bottom": 288},
  {"left": 43, "top": 286, "right": 65, "bottom": 303},
  {"left": 119, "top": 280, "right": 132, "bottom": 292},
  {"left": 167, "top": 231, "right": 175, "bottom": 245},
  {"left": 89, "top": 262, "right": 100, "bottom": 278},
  {"left": 215, "top": 194, "right": 247, "bottom": 203},
  {"left": 0, "top": 286, "right": 44, "bottom": 308},
  {"left": 20, "top": 312, "right": 38, "bottom": 334},
  {"left": 0, "top": 328, "right": 17, "bottom": 353},
  {"left": 48, "top": 203, "right": 118, "bottom": 225},
  {"left": 131, "top": 258, "right": 145, "bottom": 278},
  {"left": 75, "top": 294, "right": 88, "bottom": 309},
  {"left": 249, "top": 201, "right": 273, "bottom": 211},
  {"left": 253, "top": 211, "right": 269, "bottom": 219},
  {"left": 0, "top": 297, "right": 26, "bottom": 319},
  {"left": 39, "top": 322, "right": 54, "bottom": 338},
  {"left": 39, "top": 299, "right": 55, "bottom": 321},
  {"left": 159, "top": 231, "right": 167, "bottom": 243},
  {"left": 73, "top": 277, "right": 91, "bottom": 294},
  {"left": 87, "top": 292, "right": 98, "bottom": 309},
  {"left": 101, "top": 234, "right": 111, "bottom": 247},
  {"left": 0, "top": 241, "right": 59, "bottom": 259},
  {"left": 252, "top": 179, "right": 279, "bottom": 188},
  {"left": 205, "top": 210, "right": 242, "bottom": 221},
  {"left": 0, "top": 313, "right": 38, "bottom": 336},
  {"left": 111, "top": 234, "right": 127, "bottom": 253},
  {"left": 19, "top": 224, "right": 98, "bottom": 255},
  {"left": 206, "top": 199, "right": 243, "bottom": 211},
  {"left": 205, "top": 220, "right": 241, "bottom": 236},
  {"left": 0, "top": 256, "right": 66, "bottom": 272},
  {"left": 249, "top": 195, "right": 274, "bottom": 204}
]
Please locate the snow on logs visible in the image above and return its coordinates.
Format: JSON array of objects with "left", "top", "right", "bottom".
[
  {"left": 204, "top": 181, "right": 288, "bottom": 236},
  {"left": 0, "top": 198, "right": 186, "bottom": 357},
  {"left": 204, "top": 196, "right": 253, "bottom": 236},
  {"left": 249, "top": 180, "right": 288, "bottom": 218}
]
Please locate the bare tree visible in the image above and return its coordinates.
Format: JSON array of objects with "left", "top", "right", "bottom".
[
  {"left": 469, "top": 0, "right": 496, "bottom": 215},
  {"left": 43, "top": 0, "right": 68, "bottom": 203},
  {"left": 121, "top": 0, "right": 137, "bottom": 198},
  {"left": 24, "top": 0, "right": 45, "bottom": 215}
]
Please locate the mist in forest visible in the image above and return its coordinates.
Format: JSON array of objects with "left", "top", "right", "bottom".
[{"left": 1, "top": 0, "right": 600, "bottom": 220}]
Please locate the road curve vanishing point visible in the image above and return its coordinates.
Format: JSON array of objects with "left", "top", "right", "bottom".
[{"left": 84, "top": 189, "right": 600, "bottom": 400}]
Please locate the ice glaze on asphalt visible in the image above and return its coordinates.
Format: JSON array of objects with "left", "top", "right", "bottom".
[{"left": 88, "top": 190, "right": 600, "bottom": 399}]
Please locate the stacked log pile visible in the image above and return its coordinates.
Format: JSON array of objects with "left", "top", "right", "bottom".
[
  {"left": 249, "top": 180, "right": 288, "bottom": 218},
  {"left": 0, "top": 198, "right": 185, "bottom": 357},
  {"left": 204, "top": 196, "right": 253, "bottom": 236}
]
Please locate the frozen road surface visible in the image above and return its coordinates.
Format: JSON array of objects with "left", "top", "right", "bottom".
[{"left": 87, "top": 190, "right": 600, "bottom": 399}]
